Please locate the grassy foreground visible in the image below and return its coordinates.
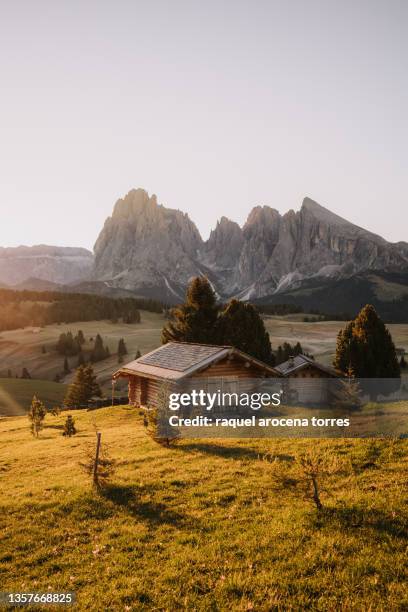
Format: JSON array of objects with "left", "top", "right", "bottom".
[{"left": 0, "top": 407, "right": 407, "bottom": 611}]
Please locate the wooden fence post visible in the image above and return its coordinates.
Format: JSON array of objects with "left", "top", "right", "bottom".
[{"left": 93, "top": 432, "right": 102, "bottom": 488}]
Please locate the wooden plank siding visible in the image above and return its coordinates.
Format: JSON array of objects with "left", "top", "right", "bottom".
[
  {"left": 193, "top": 358, "right": 264, "bottom": 379},
  {"left": 126, "top": 356, "right": 270, "bottom": 409}
]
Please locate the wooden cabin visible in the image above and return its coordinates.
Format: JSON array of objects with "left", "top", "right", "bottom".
[
  {"left": 274, "top": 354, "right": 338, "bottom": 404},
  {"left": 112, "top": 341, "right": 279, "bottom": 408}
]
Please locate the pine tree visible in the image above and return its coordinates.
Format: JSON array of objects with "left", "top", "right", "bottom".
[
  {"left": 135, "top": 349, "right": 141, "bottom": 360},
  {"left": 334, "top": 305, "right": 400, "bottom": 377},
  {"left": 63, "top": 415, "right": 77, "bottom": 437},
  {"left": 90, "top": 334, "right": 106, "bottom": 362},
  {"left": 275, "top": 341, "right": 308, "bottom": 364},
  {"left": 21, "top": 367, "right": 31, "bottom": 379},
  {"left": 217, "top": 299, "right": 274, "bottom": 364},
  {"left": 161, "top": 276, "right": 219, "bottom": 344},
  {"left": 28, "top": 395, "right": 46, "bottom": 437},
  {"left": 56, "top": 332, "right": 67, "bottom": 355},
  {"left": 76, "top": 330, "right": 85, "bottom": 345},
  {"left": 105, "top": 345, "right": 111, "bottom": 358},
  {"left": 66, "top": 331, "right": 74, "bottom": 353},
  {"left": 117, "top": 338, "right": 128, "bottom": 359},
  {"left": 400, "top": 355, "right": 407, "bottom": 370},
  {"left": 331, "top": 376, "right": 362, "bottom": 410},
  {"left": 123, "top": 309, "right": 141, "bottom": 324},
  {"left": 334, "top": 304, "right": 400, "bottom": 397},
  {"left": 77, "top": 351, "right": 85, "bottom": 367},
  {"left": 64, "top": 365, "right": 101, "bottom": 407},
  {"left": 63, "top": 356, "right": 70, "bottom": 374},
  {"left": 56, "top": 331, "right": 80, "bottom": 356}
]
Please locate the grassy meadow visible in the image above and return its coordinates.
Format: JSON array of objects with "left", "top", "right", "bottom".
[
  {"left": 0, "top": 406, "right": 407, "bottom": 610},
  {"left": 0, "top": 310, "right": 407, "bottom": 415},
  {"left": 263, "top": 315, "right": 408, "bottom": 367},
  {"left": 0, "top": 378, "right": 67, "bottom": 416},
  {"left": 0, "top": 310, "right": 164, "bottom": 382},
  {"left": 0, "top": 310, "right": 164, "bottom": 411}
]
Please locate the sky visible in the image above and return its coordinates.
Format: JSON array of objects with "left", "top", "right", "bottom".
[{"left": 0, "top": 0, "right": 407, "bottom": 250}]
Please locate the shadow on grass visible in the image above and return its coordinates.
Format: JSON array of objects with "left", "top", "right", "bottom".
[
  {"left": 176, "top": 441, "right": 293, "bottom": 462},
  {"left": 176, "top": 442, "right": 261, "bottom": 460},
  {"left": 100, "top": 484, "right": 186, "bottom": 527},
  {"left": 313, "top": 506, "right": 408, "bottom": 540}
]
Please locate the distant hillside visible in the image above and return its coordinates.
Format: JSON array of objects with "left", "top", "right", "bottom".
[
  {"left": 0, "top": 245, "right": 93, "bottom": 286},
  {"left": 12, "top": 277, "right": 63, "bottom": 291},
  {"left": 253, "top": 272, "right": 408, "bottom": 322},
  {"left": 0, "top": 378, "right": 67, "bottom": 415},
  {"left": 0, "top": 288, "right": 164, "bottom": 332}
]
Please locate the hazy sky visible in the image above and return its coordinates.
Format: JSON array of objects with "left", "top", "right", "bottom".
[{"left": 0, "top": 0, "right": 407, "bottom": 250}]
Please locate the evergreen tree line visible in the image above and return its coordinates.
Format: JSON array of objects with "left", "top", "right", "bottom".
[
  {"left": 0, "top": 289, "right": 166, "bottom": 332},
  {"left": 253, "top": 303, "right": 351, "bottom": 320},
  {"left": 55, "top": 332, "right": 128, "bottom": 369},
  {"left": 254, "top": 303, "right": 302, "bottom": 316},
  {"left": 275, "top": 342, "right": 313, "bottom": 365},
  {"left": 56, "top": 330, "right": 86, "bottom": 356},
  {"left": 162, "top": 278, "right": 402, "bottom": 381},
  {"left": 162, "top": 277, "right": 275, "bottom": 365}
]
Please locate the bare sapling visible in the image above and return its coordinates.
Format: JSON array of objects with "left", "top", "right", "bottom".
[{"left": 81, "top": 431, "right": 116, "bottom": 490}]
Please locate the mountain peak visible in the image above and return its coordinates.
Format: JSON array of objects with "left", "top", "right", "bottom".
[
  {"left": 244, "top": 205, "right": 280, "bottom": 228},
  {"left": 112, "top": 188, "right": 157, "bottom": 218},
  {"left": 301, "top": 197, "right": 353, "bottom": 227}
]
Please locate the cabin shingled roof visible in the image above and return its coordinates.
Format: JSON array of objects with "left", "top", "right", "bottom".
[
  {"left": 137, "top": 342, "right": 228, "bottom": 372},
  {"left": 113, "top": 341, "right": 279, "bottom": 381},
  {"left": 274, "top": 354, "right": 337, "bottom": 377}
]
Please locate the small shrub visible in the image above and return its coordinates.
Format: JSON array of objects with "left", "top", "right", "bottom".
[
  {"left": 81, "top": 432, "right": 115, "bottom": 491},
  {"left": 143, "top": 382, "right": 179, "bottom": 447},
  {"left": 28, "top": 395, "right": 46, "bottom": 437},
  {"left": 264, "top": 448, "right": 344, "bottom": 511},
  {"left": 63, "top": 415, "right": 77, "bottom": 437}
]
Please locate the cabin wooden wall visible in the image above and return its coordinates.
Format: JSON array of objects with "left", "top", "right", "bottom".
[
  {"left": 127, "top": 375, "right": 175, "bottom": 409},
  {"left": 126, "top": 357, "right": 275, "bottom": 408},
  {"left": 128, "top": 377, "right": 138, "bottom": 404},
  {"left": 285, "top": 366, "right": 332, "bottom": 403},
  {"left": 193, "top": 357, "right": 267, "bottom": 379},
  {"left": 290, "top": 366, "right": 331, "bottom": 379}
]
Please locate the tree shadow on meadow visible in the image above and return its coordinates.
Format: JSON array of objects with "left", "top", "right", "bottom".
[
  {"left": 313, "top": 505, "right": 408, "bottom": 541},
  {"left": 176, "top": 441, "right": 293, "bottom": 463},
  {"left": 100, "top": 483, "right": 186, "bottom": 527}
]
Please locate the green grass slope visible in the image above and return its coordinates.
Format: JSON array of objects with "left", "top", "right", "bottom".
[
  {"left": 0, "top": 407, "right": 407, "bottom": 610},
  {"left": 0, "top": 310, "right": 164, "bottom": 393},
  {"left": 1, "top": 311, "right": 407, "bottom": 382},
  {"left": 0, "top": 378, "right": 67, "bottom": 416}
]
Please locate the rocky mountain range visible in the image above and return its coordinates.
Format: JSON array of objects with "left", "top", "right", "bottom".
[
  {"left": 93, "top": 189, "right": 408, "bottom": 307},
  {"left": 0, "top": 245, "right": 93, "bottom": 287},
  {"left": 2, "top": 188, "right": 408, "bottom": 318}
]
